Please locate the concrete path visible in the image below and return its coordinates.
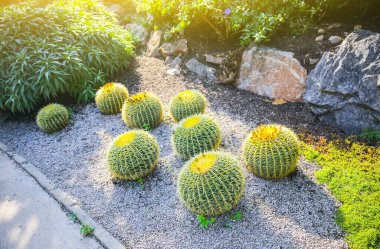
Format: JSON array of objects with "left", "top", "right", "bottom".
[{"left": 0, "top": 151, "right": 103, "bottom": 249}]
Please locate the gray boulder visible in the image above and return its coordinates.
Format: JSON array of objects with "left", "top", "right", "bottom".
[
  {"left": 185, "top": 58, "right": 216, "bottom": 81},
  {"left": 305, "top": 30, "right": 380, "bottom": 134}
]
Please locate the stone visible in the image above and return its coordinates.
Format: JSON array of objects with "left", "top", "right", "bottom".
[
  {"left": 309, "top": 58, "right": 319, "bottom": 65},
  {"left": 304, "top": 30, "right": 380, "bottom": 134},
  {"left": 318, "top": 28, "right": 326, "bottom": 34},
  {"left": 146, "top": 30, "right": 163, "bottom": 57},
  {"left": 235, "top": 46, "right": 307, "bottom": 102},
  {"left": 185, "top": 58, "right": 216, "bottom": 81},
  {"left": 328, "top": 36, "right": 342, "bottom": 45},
  {"left": 168, "top": 56, "right": 182, "bottom": 68},
  {"left": 316, "top": 35, "right": 324, "bottom": 42},
  {"left": 354, "top": 25, "right": 363, "bottom": 31},
  {"left": 217, "top": 48, "right": 243, "bottom": 85},
  {"left": 328, "top": 23, "right": 342, "bottom": 30},
  {"left": 205, "top": 54, "right": 226, "bottom": 65},
  {"left": 159, "top": 39, "right": 188, "bottom": 57},
  {"left": 166, "top": 67, "right": 181, "bottom": 76},
  {"left": 125, "top": 24, "right": 148, "bottom": 46}
]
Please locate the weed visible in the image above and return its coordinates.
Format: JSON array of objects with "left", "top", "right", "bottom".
[
  {"left": 80, "top": 224, "right": 95, "bottom": 236},
  {"left": 137, "top": 178, "right": 145, "bottom": 189},
  {"left": 196, "top": 215, "right": 216, "bottom": 229},
  {"left": 69, "top": 212, "right": 78, "bottom": 223}
]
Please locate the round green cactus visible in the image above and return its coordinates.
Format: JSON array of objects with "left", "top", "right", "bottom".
[
  {"left": 107, "top": 130, "right": 160, "bottom": 180},
  {"left": 243, "top": 124, "right": 300, "bottom": 180},
  {"left": 172, "top": 114, "right": 221, "bottom": 160},
  {"left": 36, "top": 103, "right": 69, "bottom": 134},
  {"left": 121, "top": 92, "right": 163, "bottom": 130},
  {"left": 177, "top": 151, "right": 245, "bottom": 216},
  {"left": 170, "top": 90, "right": 207, "bottom": 122},
  {"left": 95, "top": 82, "right": 129, "bottom": 114}
]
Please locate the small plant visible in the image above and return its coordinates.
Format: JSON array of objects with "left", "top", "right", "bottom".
[
  {"left": 69, "top": 212, "right": 78, "bottom": 223},
  {"left": 80, "top": 224, "right": 94, "bottom": 236},
  {"left": 170, "top": 90, "right": 207, "bottom": 122},
  {"left": 95, "top": 83, "right": 129, "bottom": 114},
  {"left": 231, "top": 211, "right": 243, "bottom": 221},
  {"left": 359, "top": 129, "right": 380, "bottom": 142},
  {"left": 107, "top": 130, "right": 160, "bottom": 181},
  {"left": 122, "top": 92, "right": 163, "bottom": 129},
  {"left": 172, "top": 115, "right": 221, "bottom": 160},
  {"left": 177, "top": 152, "right": 245, "bottom": 216},
  {"left": 142, "top": 123, "right": 152, "bottom": 131},
  {"left": 137, "top": 178, "right": 145, "bottom": 189},
  {"left": 36, "top": 104, "right": 70, "bottom": 134},
  {"left": 243, "top": 124, "right": 300, "bottom": 179},
  {"left": 196, "top": 215, "right": 216, "bottom": 229}
]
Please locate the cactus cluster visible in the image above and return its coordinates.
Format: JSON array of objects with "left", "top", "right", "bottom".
[
  {"left": 95, "top": 83, "right": 129, "bottom": 114},
  {"left": 243, "top": 124, "right": 300, "bottom": 179},
  {"left": 170, "top": 90, "right": 207, "bottom": 122},
  {"left": 172, "top": 114, "right": 221, "bottom": 160},
  {"left": 122, "top": 92, "right": 163, "bottom": 129},
  {"left": 36, "top": 104, "right": 69, "bottom": 134},
  {"left": 177, "top": 152, "right": 245, "bottom": 216},
  {"left": 107, "top": 130, "right": 160, "bottom": 181}
]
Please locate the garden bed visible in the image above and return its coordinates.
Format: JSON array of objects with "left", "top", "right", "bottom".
[{"left": 0, "top": 56, "right": 347, "bottom": 248}]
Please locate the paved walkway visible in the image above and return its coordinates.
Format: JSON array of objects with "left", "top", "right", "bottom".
[{"left": 0, "top": 151, "right": 103, "bottom": 249}]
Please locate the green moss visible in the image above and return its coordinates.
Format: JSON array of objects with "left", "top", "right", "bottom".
[
  {"left": 95, "top": 83, "right": 129, "bottom": 114},
  {"left": 36, "top": 103, "right": 69, "bottom": 134},
  {"left": 301, "top": 139, "right": 380, "bottom": 249}
]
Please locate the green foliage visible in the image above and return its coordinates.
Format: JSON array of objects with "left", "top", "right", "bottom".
[
  {"left": 121, "top": 92, "right": 163, "bottom": 129},
  {"left": 177, "top": 152, "right": 245, "bottom": 216},
  {"left": 196, "top": 215, "right": 216, "bottom": 229},
  {"left": 359, "top": 129, "right": 380, "bottom": 142},
  {"left": 172, "top": 115, "right": 221, "bottom": 160},
  {"left": 135, "top": 0, "right": 323, "bottom": 45},
  {"left": 231, "top": 211, "right": 243, "bottom": 221},
  {"left": 0, "top": 0, "right": 134, "bottom": 114},
  {"left": 301, "top": 138, "right": 380, "bottom": 249},
  {"left": 36, "top": 104, "right": 69, "bottom": 134},
  {"left": 80, "top": 224, "right": 94, "bottom": 236},
  {"left": 170, "top": 90, "right": 207, "bottom": 122},
  {"left": 107, "top": 130, "right": 160, "bottom": 181},
  {"left": 69, "top": 212, "right": 78, "bottom": 223},
  {"left": 95, "top": 83, "right": 129, "bottom": 114},
  {"left": 243, "top": 124, "right": 300, "bottom": 179}
]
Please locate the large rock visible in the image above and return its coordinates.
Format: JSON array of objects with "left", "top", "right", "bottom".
[
  {"left": 125, "top": 24, "right": 148, "bottom": 46},
  {"left": 304, "top": 30, "right": 380, "bottom": 134},
  {"left": 159, "top": 39, "right": 188, "bottom": 57},
  {"left": 146, "top": 30, "right": 162, "bottom": 57},
  {"left": 236, "top": 46, "right": 307, "bottom": 102},
  {"left": 185, "top": 58, "right": 216, "bottom": 81}
]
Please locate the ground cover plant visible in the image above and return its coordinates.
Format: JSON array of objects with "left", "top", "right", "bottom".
[
  {"left": 0, "top": 0, "right": 134, "bottom": 114},
  {"left": 302, "top": 136, "right": 380, "bottom": 249}
]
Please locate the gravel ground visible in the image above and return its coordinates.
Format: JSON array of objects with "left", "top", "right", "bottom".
[{"left": 0, "top": 56, "right": 347, "bottom": 249}]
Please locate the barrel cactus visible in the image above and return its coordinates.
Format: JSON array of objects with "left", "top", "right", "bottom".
[
  {"left": 172, "top": 114, "right": 221, "bottom": 160},
  {"left": 36, "top": 104, "right": 69, "bottom": 134},
  {"left": 177, "top": 151, "right": 245, "bottom": 216},
  {"left": 95, "top": 83, "right": 129, "bottom": 114},
  {"left": 107, "top": 130, "right": 160, "bottom": 180},
  {"left": 122, "top": 92, "right": 163, "bottom": 130},
  {"left": 243, "top": 124, "right": 300, "bottom": 179},
  {"left": 170, "top": 90, "right": 207, "bottom": 122}
]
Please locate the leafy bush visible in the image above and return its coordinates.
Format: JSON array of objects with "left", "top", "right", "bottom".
[
  {"left": 135, "top": 0, "right": 324, "bottom": 45},
  {"left": 0, "top": 0, "right": 134, "bottom": 114}
]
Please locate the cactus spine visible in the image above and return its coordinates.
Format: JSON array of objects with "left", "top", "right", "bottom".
[
  {"left": 243, "top": 124, "right": 300, "bottom": 179},
  {"left": 170, "top": 90, "right": 207, "bottom": 122},
  {"left": 122, "top": 92, "right": 163, "bottom": 129},
  {"left": 36, "top": 103, "right": 69, "bottom": 134},
  {"left": 95, "top": 83, "right": 129, "bottom": 114},
  {"left": 177, "top": 151, "right": 245, "bottom": 216},
  {"left": 107, "top": 130, "right": 160, "bottom": 180},
  {"left": 172, "top": 114, "right": 221, "bottom": 160}
]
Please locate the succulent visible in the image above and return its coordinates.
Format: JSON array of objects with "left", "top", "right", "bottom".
[
  {"left": 122, "top": 92, "right": 163, "bottom": 129},
  {"left": 95, "top": 83, "right": 129, "bottom": 114},
  {"left": 172, "top": 114, "right": 221, "bottom": 160},
  {"left": 107, "top": 130, "right": 160, "bottom": 180},
  {"left": 170, "top": 90, "right": 207, "bottom": 122},
  {"left": 243, "top": 124, "right": 300, "bottom": 179},
  {"left": 177, "top": 151, "right": 245, "bottom": 216},
  {"left": 36, "top": 104, "right": 69, "bottom": 134}
]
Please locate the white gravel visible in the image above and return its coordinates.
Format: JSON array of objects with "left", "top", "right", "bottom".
[{"left": 0, "top": 56, "right": 347, "bottom": 249}]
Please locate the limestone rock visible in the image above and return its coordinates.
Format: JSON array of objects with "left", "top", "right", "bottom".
[
  {"left": 328, "top": 36, "right": 342, "bottom": 45},
  {"left": 185, "top": 58, "right": 216, "bottom": 81},
  {"left": 235, "top": 46, "right": 307, "bottom": 102},
  {"left": 305, "top": 30, "right": 380, "bottom": 134},
  {"left": 159, "top": 39, "right": 188, "bottom": 57},
  {"left": 205, "top": 54, "right": 226, "bottom": 65},
  {"left": 146, "top": 31, "right": 163, "bottom": 57},
  {"left": 316, "top": 35, "right": 324, "bottom": 42}
]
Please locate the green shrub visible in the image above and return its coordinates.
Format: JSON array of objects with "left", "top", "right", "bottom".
[
  {"left": 135, "top": 0, "right": 323, "bottom": 45},
  {"left": 107, "top": 130, "right": 160, "bottom": 180},
  {"left": 243, "top": 124, "right": 300, "bottom": 179},
  {"left": 36, "top": 103, "right": 69, "bottom": 133},
  {"left": 172, "top": 115, "right": 221, "bottom": 160},
  {"left": 95, "top": 83, "right": 129, "bottom": 114},
  {"left": 0, "top": 0, "right": 134, "bottom": 114},
  {"left": 121, "top": 92, "right": 163, "bottom": 129},
  {"left": 170, "top": 90, "right": 207, "bottom": 122},
  {"left": 177, "top": 151, "right": 245, "bottom": 216}
]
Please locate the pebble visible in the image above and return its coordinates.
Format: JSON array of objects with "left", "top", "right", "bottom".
[
  {"left": 318, "top": 28, "right": 326, "bottom": 34},
  {"left": 354, "top": 25, "right": 362, "bottom": 31},
  {"left": 309, "top": 58, "right": 319, "bottom": 65},
  {"left": 328, "top": 36, "right": 342, "bottom": 45},
  {"left": 315, "top": 35, "right": 324, "bottom": 42}
]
